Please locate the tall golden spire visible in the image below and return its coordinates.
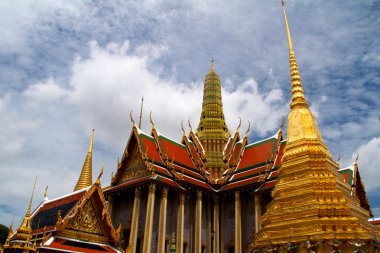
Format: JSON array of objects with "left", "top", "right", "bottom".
[
  {"left": 281, "top": 0, "right": 308, "bottom": 109},
  {"left": 14, "top": 178, "right": 36, "bottom": 242},
  {"left": 196, "top": 60, "right": 230, "bottom": 179},
  {"left": 280, "top": 0, "right": 325, "bottom": 146},
  {"left": 250, "top": 1, "right": 377, "bottom": 248},
  {"left": 74, "top": 129, "right": 94, "bottom": 191}
]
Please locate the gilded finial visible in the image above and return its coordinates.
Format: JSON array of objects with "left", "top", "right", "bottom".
[
  {"left": 181, "top": 120, "right": 186, "bottom": 136},
  {"left": 280, "top": 116, "right": 285, "bottom": 129},
  {"left": 237, "top": 117, "right": 242, "bottom": 132},
  {"left": 74, "top": 130, "right": 94, "bottom": 191},
  {"left": 56, "top": 210, "right": 62, "bottom": 224},
  {"left": 188, "top": 117, "right": 193, "bottom": 132},
  {"left": 130, "top": 110, "right": 135, "bottom": 126},
  {"left": 26, "top": 177, "right": 37, "bottom": 217},
  {"left": 210, "top": 58, "right": 215, "bottom": 72},
  {"left": 96, "top": 165, "right": 104, "bottom": 185},
  {"left": 245, "top": 121, "right": 251, "bottom": 136},
  {"left": 44, "top": 186, "right": 48, "bottom": 201},
  {"left": 149, "top": 111, "right": 155, "bottom": 129},
  {"left": 354, "top": 153, "right": 359, "bottom": 165},
  {"left": 139, "top": 97, "right": 144, "bottom": 128}
]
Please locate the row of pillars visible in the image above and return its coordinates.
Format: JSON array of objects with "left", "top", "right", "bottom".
[{"left": 125, "top": 184, "right": 262, "bottom": 253}]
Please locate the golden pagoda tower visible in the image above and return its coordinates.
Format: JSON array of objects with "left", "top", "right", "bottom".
[
  {"left": 251, "top": 0, "right": 379, "bottom": 251},
  {"left": 196, "top": 61, "right": 231, "bottom": 179},
  {"left": 2, "top": 179, "right": 37, "bottom": 253},
  {"left": 74, "top": 129, "right": 94, "bottom": 191}
]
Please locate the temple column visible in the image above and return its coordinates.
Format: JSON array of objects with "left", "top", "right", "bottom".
[
  {"left": 195, "top": 190, "right": 202, "bottom": 253},
  {"left": 207, "top": 201, "right": 211, "bottom": 253},
  {"left": 221, "top": 197, "right": 225, "bottom": 253},
  {"left": 235, "top": 191, "right": 241, "bottom": 253},
  {"left": 142, "top": 184, "right": 156, "bottom": 253},
  {"left": 254, "top": 193, "right": 261, "bottom": 233},
  {"left": 129, "top": 187, "right": 141, "bottom": 253},
  {"left": 177, "top": 193, "right": 185, "bottom": 253},
  {"left": 214, "top": 196, "right": 220, "bottom": 253},
  {"left": 157, "top": 188, "right": 168, "bottom": 253}
]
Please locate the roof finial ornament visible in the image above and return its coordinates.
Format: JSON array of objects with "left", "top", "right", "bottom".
[
  {"left": 149, "top": 111, "right": 155, "bottom": 129},
  {"left": 354, "top": 153, "right": 359, "bottom": 165},
  {"left": 210, "top": 58, "right": 215, "bottom": 72},
  {"left": 44, "top": 186, "right": 48, "bottom": 201},
  {"left": 130, "top": 110, "right": 136, "bottom": 126},
  {"left": 139, "top": 97, "right": 144, "bottom": 128},
  {"left": 181, "top": 120, "right": 186, "bottom": 136},
  {"left": 188, "top": 117, "right": 193, "bottom": 132},
  {"left": 236, "top": 117, "right": 242, "bottom": 132},
  {"left": 96, "top": 165, "right": 104, "bottom": 185},
  {"left": 245, "top": 121, "right": 251, "bottom": 136},
  {"left": 280, "top": 115, "right": 285, "bottom": 129}
]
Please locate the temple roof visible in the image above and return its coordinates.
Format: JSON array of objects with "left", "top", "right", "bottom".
[
  {"left": 39, "top": 237, "right": 120, "bottom": 253},
  {"left": 31, "top": 179, "right": 120, "bottom": 246},
  {"left": 106, "top": 122, "right": 287, "bottom": 194}
]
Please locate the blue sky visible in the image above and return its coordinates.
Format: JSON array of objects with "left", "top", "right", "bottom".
[{"left": 0, "top": 0, "right": 379, "bottom": 226}]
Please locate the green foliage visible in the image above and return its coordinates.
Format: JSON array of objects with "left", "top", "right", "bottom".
[{"left": 0, "top": 224, "right": 10, "bottom": 246}]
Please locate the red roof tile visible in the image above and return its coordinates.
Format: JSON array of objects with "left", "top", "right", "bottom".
[
  {"left": 46, "top": 237, "right": 117, "bottom": 253},
  {"left": 237, "top": 139, "right": 276, "bottom": 171}
]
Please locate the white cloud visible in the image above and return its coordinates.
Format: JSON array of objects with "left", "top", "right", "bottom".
[
  {"left": 356, "top": 137, "right": 380, "bottom": 192},
  {"left": 0, "top": 40, "right": 287, "bottom": 226},
  {"left": 24, "top": 79, "right": 68, "bottom": 103}
]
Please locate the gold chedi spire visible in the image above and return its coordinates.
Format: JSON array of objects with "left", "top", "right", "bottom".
[
  {"left": 74, "top": 129, "right": 94, "bottom": 191},
  {"left": 281, "top": 0, "right": 325, "bottom": 147},
  {"left": 9, "top": 178, "right": 37, "bottom": 250},
  {"left": 196, "top": 60, "right": 230, "bottom": 179},
  {"left": 251, "top": 1, "right": 377, "bottom": 249}
]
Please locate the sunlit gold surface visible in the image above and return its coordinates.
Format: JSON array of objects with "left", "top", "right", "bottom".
[
  {"left": 74, "top": 129, "right": 94, "bottom": 191},
  {"left": 250, "top": 1, "right": 379, "bottom": 250},
  {"left": 196, "top": 62, "right": 231, "bottom": 179}
]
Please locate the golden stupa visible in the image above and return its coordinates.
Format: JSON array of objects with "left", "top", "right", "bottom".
[{"left": 250, "top": 1, "right": 379, "bottom": 252}]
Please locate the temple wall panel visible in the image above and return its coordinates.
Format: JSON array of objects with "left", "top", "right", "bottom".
[
  {"left": 222, "top": 195, "right": 235, "bottom": 251},
  {"left": 112, "top": 190, "right": 134, "bottom": 248},
  {"left": 183, "top": 194, "right": 192, "bottom": 253},
  {"left": 137, "top": 188, "right": 148, "bottom": 248},
  {"left": 242, "top": 191, "right": 254, "bottom": 253},
  {"left": 166, "top": 191, "right": 178, "bottom": 251},
  {"left": 201, "top": 194, "right": 207, "bottom": 249}
]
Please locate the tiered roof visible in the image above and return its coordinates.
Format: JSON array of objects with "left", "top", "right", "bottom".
[{"left": 31, "top": 179, "right": 121, "bottom": 250}]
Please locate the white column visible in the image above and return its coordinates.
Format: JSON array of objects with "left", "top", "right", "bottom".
[
  {"left": 195, "top": 190, "right": 202, "bottom": 253},
  {"left": 177, "top": 193, "right": 185, "bottom": 253},
  {"left": 157, "top": 188, "right": 168, "bottom": 253},
  {"left": 235, "top": 191, "right": 241, "bottom": 253},
  {"left": 214, "top": 196, "right": 220, "bottom": 253},
  {"left": 142, "top": 184, "right": 156, "bottom": 253},
  {"left": 129, "top": 188, "right": 141, "bottom": 253},
  {"left": 254, "top": 193, "right": 261, "bottom": 233}
]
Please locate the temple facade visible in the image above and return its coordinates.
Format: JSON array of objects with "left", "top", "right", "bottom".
[{"left": 1, "top": 1, "right": 379, "bottom": 253}]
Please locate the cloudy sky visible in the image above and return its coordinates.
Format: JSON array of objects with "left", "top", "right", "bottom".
[{"left": 0, "top": 0, "right": 379, "bottom": 226}]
